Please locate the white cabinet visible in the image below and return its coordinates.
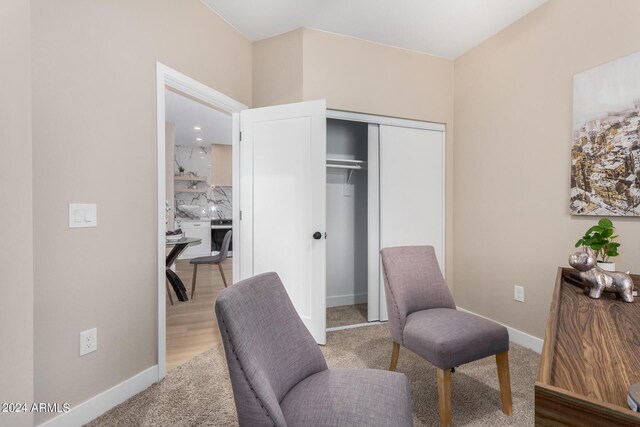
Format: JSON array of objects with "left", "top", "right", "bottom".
[{"left": 179, "top": 220, "right": 211, "bottom": 259}]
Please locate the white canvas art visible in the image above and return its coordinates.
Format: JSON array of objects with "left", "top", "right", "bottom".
[{"left": 571, "top": 51, "right": 640, "bottom": 216}]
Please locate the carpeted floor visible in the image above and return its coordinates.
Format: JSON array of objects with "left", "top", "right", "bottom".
[
  {"left": 326, "top": 303, "right": 368, "bottom": 328},
  {"left": 87, "top": 325, "right": 538, "bottom": 426}
]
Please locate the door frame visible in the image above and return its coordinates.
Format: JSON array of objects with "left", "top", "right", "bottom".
[{"left": 155, "top": 62, "right": 247, "bottom": 379}]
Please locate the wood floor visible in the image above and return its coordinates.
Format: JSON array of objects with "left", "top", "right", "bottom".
[{"left": 166, "top": 258, "right": 232, "bottom": 371}]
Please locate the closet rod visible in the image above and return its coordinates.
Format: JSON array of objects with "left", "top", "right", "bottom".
[
  {"left": 326, "top": 164, "right": 365, "bottom": 170},
  {"left": 326, "top": 158, "right": 366, "bottom": 165}
]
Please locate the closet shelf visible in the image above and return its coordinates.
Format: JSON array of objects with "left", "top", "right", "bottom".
[
  {"left": 326, "top": 159, "right": 367, "bottom": 184},
  {"left": 326, "top": 158, "right": 366, "bottom": 165}
]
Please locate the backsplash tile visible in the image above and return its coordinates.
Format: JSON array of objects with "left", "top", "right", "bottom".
[{"left": 173, "top": 145, "right": 232, "bottom": 221}]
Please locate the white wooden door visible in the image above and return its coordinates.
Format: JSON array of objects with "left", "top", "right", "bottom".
[
  {"left": 238, "top": 100, "right": 327, "bottom": 344},
  {"left": 379, "top": 125, "right": 445, "bottom": 321}
]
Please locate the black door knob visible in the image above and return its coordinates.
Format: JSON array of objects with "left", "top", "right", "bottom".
[{"left": 313, "top": 232, "right": 322, "bottom": 240}]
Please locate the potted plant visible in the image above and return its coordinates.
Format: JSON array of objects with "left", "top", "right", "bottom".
[
  {"left": 574, "top": 217, "right": 620, "bottom": 271},
  {"left": 178, "top": 166, "right": 185, "bottom": 176}
]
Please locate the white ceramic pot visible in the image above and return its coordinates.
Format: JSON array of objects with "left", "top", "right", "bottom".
[{"left": 597, "top": 261, "right": 616, "bottom": 272}]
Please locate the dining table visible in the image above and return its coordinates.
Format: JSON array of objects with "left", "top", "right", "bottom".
[{"left": 166, "top": 237, "right": 202, "bottom": 302}]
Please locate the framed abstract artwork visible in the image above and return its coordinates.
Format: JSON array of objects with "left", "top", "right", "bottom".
[{"left": 571, "top": 51, "right": 640, "bottom": 216}]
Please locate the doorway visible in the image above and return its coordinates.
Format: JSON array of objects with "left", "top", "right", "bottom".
[{"left": 156, "top": 63, "right": 246, "bottom": 379}]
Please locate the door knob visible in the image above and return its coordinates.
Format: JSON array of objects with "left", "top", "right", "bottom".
[{"left": 313, "top": 232, "right": 322, "bottom": 240}]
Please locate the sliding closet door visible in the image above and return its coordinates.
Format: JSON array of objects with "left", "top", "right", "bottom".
[
  {"left": 239, "top": 100, "right": 327, "bottom": 344},
  {"left": 379, "top": 125, "right": 444, "bottom": 321}
]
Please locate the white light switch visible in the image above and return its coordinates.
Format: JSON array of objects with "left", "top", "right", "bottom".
[{"left": 69, "top": 204, "right": 97, "bottom": 228}]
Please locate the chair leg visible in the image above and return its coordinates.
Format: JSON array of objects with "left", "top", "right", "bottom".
[
  {"left": 218, "top": 263, "right": 228, "bottom": 288},
  {"left": 165, "top": 280, "right": 174, "bottom": 306},
  {"left": 389, "top": 342, "right": 400, "bottom": 371},
  {"left": 437, "top": 368, "right": 452, "bottom": 427},
  {"left": 496, "top": 351, "right": 513, "bottom": 416},
  {"left": 191, "top": 264, "right": 198, "bottom": 299}
]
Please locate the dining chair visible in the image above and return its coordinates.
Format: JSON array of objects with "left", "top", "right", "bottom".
[
  {"left": 381, "top": 245, "right": 512, "bottom": 427},
  {"left": 215, "top": 272, "right": 414, "bottom": 427},
  {"left": 190, "top": 230, "right": 232, "bottom": 299}
]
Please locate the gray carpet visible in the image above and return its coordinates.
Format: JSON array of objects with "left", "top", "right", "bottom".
[
  {"left": 326, "top": 303, "right": 368, "bottom": 328},
  {"left": 87, "top": 325, "right": 538, "bottom": 426}
]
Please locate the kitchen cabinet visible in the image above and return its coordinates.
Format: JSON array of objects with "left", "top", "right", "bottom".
[
  {"left": 211, "top": 144, "right": 232, "bottom": 186},
  {"left": 179, "top": 220, "right": 211, "bottom": 259}
]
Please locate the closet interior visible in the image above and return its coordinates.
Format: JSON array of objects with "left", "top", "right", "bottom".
[{"left": 326, "top": 118, "right": 370, "bottom": 328}]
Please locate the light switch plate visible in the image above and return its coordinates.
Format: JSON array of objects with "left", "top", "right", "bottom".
[
  {"left": 69, "top": 203, "right": 97, "bottom": 228},
  {"left": 514, "top": 285, "right": 525, "bottom": 303}
]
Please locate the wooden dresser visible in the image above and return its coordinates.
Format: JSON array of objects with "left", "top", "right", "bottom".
[{"left": 535, "top": 267, "right": 640, "bottom": 426}]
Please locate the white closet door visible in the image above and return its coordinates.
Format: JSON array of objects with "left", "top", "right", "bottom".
[
  {"left": 379, "top": 125, "right": 444, "bottom": 321},
  {"left": 239, "top": 100, "right": 327, "bottom": 344}
]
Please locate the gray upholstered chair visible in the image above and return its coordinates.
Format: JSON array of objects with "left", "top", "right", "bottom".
[
  {"left": 381, "top": 246, "right": 512, "bottom": 427},
  {"left": 215, "top": 272, "right": 414, "bottom": 427},
  {"left": 190, "top": 230, "right": 231, "bottom": 298}
]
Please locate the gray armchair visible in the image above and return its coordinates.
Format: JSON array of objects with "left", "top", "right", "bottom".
[
  {"left": 215, "top": 272, "right": 414, "bottom": 427},
  {"left": 381, "top": 246, "right": 512, "bottom": 427}
]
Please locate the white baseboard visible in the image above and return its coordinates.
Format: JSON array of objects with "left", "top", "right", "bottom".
[
  {"left": 38, "top": 365, "right": 158, "bottom": 427},
  {"left": 457, "top": 307, "right": 543, "bottom": 354},
  {"left": 327, "top": 321, "right": 384, "bottom": 332},
  {"left": 326, "top": 293, "right": 368, "bottom": 308}
]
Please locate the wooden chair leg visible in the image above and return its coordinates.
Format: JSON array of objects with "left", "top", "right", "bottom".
[
  {"left": 437, "top": 368, "right": 452, "bottom": 427},
  {"left": 165, "top": 280, "right": 174, "bottom": 306},
  {"left": 191, "top": 264, "right": 198, "bottom": 299},
  {"left": 218, "top": 263, "right": 228, "bottom": 288},
  {"left": 496, "top": 351, "right": 513, "bottom": 416},
  {"left": 389, "top": 342, "right": 400, "bottom": 371}
]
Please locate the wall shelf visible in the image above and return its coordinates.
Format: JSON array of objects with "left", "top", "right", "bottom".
[
  {"left": 175, "top": 176, "right": 207, "bottom": 182},
  {"left": 175, "top": 188, "right": 207, "bottom": 194}
]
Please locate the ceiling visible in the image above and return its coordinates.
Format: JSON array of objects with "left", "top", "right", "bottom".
[
  {"left": 202, "top": 0, "right": 547, "bottom": 59},
  {"left": 165, "top": 89, "right": 232, "bottom": 146}
]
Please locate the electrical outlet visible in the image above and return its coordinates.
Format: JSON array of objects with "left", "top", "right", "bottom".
[
  {"left": 80, "top": 328, "right": 97, "bottom": 356},
  {"left": 514, "top": 285, "right": 525, "bottom": 303}
]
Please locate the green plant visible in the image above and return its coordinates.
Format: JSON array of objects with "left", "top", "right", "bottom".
[
  {"left": 178, "top": 166, "right": 185, "bottom": 173},
  {"left": 575, "top": 218, "right": 620, "bottom": 262}
]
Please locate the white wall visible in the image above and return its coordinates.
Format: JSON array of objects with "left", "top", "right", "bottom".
[{"left": 326, "top": 120, "right": 369, "bottom": 307}]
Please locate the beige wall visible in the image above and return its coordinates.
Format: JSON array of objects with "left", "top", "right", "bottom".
[
  {"left": 302, "top": 28, "right": 454, "bottom": 125},
  {"left": 252, "top": 29, "right": 303, "bottom": 108},
  {"left": 0, "top": 1, "right": 33, "bottom": 426},
  {"left": 453, "top": 0, "right": 640, "bottom": 338},
  {"left": 31, "top": 0, "right": 251, "bottom": 421},
  {"left": 253, "top": 28, "right": 456, "bottom": 282}
]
